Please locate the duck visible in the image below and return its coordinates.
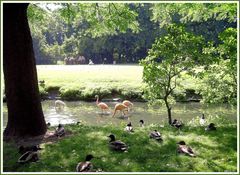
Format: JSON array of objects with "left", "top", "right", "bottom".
[
  {"left": 205, "top": 123, "right": 216, "bottom": 131},
  {"left": 124, "top": 122, "right": 134, "bottom": 132},
  {"left": 95, "top": 95, "right": 110, "bottom": 114},
  {"left": 177, "top": 141, "right": 196, "bottom": 157},
  {"left": 199, "top": 113, "right": 206, "bottom": 126},
  {"left": 108, "top": 134, "right": 128, "bottom": 151},
  {"left": 171, "top": 119, "right": 183, "bottom": 129},
  {"left": 149, "top": 130, "right": 163, "bottom": 142},
  {"left": 54, "top": 124, "right": 65, "bottom": 137},
  {"left": 18, "top": 145, "right": 40, "bottom": 164},
  {"left": 139, "top": 120, "right": 144, "bottom": 127},
  {"left": 122, "top": 100, "right": 133, "bottom": 111},
  {"left": 76, "top": 154, "right": 94, "bottom": 172},
  {"left": 18, "top": 145, "right": 42, "bottom": 155},
  {"left": 46, "top": 122, "right": 51, "bottom": 128}
]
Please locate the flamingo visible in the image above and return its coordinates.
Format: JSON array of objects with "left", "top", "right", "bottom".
[
  {"left": 122, "top": 100, "right": 133, "bottom": 111},
  {"left": 112, "top": 103, "right": 128, "bottom": 117},
  {"left": 95, "top": 95, "right": 109, "bottom": 114},
  {"left": 55, "top": 100, "right": 65, "bottom": 111}
]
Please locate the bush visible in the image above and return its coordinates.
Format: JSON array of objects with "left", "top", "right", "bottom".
[{"left": 59, "top": 87, "right": 82, "bottom": 100}]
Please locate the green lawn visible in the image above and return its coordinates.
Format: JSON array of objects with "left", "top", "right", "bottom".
[
  {"left": 37, "top": 65, "right": 198, "bottom": 101},
  {"left": 37, "top": 65, "right": 143, "bottom": 88},
  {"left": 3, "top": 119, "right": 237, "bottom": 172},
  {"left": 37, "top": 65, "right": 145, "bottom": 100}
]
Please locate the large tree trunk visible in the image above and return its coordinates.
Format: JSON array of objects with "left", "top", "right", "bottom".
[{"left": 3, "top": 3, "right": 47, "bottom": 139}]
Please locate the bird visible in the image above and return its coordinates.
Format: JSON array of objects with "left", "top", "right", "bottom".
[
  {"left": 18, "top": 145, "right": 40, "bottom": 164},
  {"left": 55, "top": 100, "right": 65, "bottom": 111},
  {"left": 46, "top": 122, "right": 51, "bottom": 128},
  {"left": 149, "top": 130, "right": 163, "bottom": 142},
  {"left": 139, "top": 120, "right": 144, "bottom": 127},
  {"left": 122, "top": 100, "right": 133, "bottom": 111},
  {"left": 171, "top": 119, "right": 183, "bottom": 129},
  {"left": 112, "top": 103, "right": 128, "bottom": 117},
  {"left": 18, "top": 145, "right": 42, "bottom": 155},
  {"left": 54, "top": 124, "right": 65, "bottom": 137},
  {"left": 205, "top": 123, "right": 216, "bottom": 131},
  {"left": 108, "top": 134, "right": 128, "bottom": 151},
  {"left": 76, "top": 154, "right": 94, "bottom": 172},
  {"left": 95, "top": 95, "right": 109, "bottom": 114},
  {"left": 124, "top": 122, "right": 134, "bottom": 132},
  {"left": 177, "top": 141, "right": 196, "bottom": 157},
  {"left": 199, "top": 113, "right": 206, "bottom": 126}
]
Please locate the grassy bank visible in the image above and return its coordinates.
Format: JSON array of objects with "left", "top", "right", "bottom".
[
  {"left": 37, "top": 65, "right": 199, "bottom": 101},
  {"left": 37, "top": 65, "right": 144, "bottom": 100},
  {"left": 3, "top": 116, "right": 237, "bottom": 172}
]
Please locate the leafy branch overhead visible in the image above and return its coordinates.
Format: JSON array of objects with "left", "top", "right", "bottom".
[
  {"left": 151, "top": 3, "right": 237, "bottom": 27},
  {"left": 56, "top": 3, "right": 139, "bottom": 37}
]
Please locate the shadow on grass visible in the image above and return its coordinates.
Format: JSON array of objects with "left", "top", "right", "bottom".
[{"left": 3, "top": 123, "right": 237, "bottom": 172}]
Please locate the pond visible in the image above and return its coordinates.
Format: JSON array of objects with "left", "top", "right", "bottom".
[{"left": 2, "top": 100, "right": 237, "bottom": 128}]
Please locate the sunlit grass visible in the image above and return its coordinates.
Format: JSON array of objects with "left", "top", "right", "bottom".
[
  {"left": 37, "top": 65, "right": 143, "bottom": 88},
  {"left": 3, "top": 122, "right": 237, "bottom": 172},
  {"left": 36, "top": 65, "right": 198, "bottom": 101}
]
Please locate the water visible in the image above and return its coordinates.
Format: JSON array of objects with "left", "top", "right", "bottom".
[{"left": 2, "top": 100, "right": 237, "bottom": 127}]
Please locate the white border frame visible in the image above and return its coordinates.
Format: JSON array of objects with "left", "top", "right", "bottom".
[{"left": 1, "top": 1, "right": 239, "bottom": 174}]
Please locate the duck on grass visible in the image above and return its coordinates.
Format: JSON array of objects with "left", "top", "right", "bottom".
[{"left": 3, "top": 116, "right": 237, "bottom": 172}]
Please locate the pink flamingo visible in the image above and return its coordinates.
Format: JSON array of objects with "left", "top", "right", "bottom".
[
  {"left": 122, "top": 100, "right": 133, "bottom": 111},
  {"left": 112, "top": 103, "right": 128, "bottom": 117},
  {"left": 95, "top": 95, "right": 109, "bottom": 114}
]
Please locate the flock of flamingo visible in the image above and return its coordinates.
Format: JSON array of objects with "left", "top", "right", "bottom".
[{"left": 55, "top": 95, "right": 134, "bottom": 118}]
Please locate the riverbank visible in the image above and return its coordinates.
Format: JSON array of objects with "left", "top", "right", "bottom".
[
  {"left": 37, "top": 65, "right": 200, "bottom": 102},
  {"left": 3, "top": 115, "right": 237, "bottom": 172}
]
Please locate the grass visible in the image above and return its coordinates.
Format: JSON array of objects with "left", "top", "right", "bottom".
[
  {"left": 3, "top": 117, "right": 237, "bottom": 172},
  {"left": 37, "top": 65, "right": 198, "bottom": 101},
  {"left": 37, "top": 65, "right": 144, "bottom": 100}
]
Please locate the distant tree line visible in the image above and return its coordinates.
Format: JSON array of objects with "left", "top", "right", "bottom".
[{"left": 29, "top": 3, "right": 236, "bottom": 65}]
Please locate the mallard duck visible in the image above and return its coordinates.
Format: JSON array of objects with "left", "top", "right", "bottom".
[
  {"left": 55, "top": 124, "right": 65, "bottom": 137},
  {"left": 76, "top": 154, "right": 94, "bottom": 172},
  {"left": 205, "top": 123, "right": 216, "bottom": 131},
  {"left": 108, "top": 134, "right": 128, "bottom": 151},
  {"left": 124, "top": 122, "right": 134, "bottom": 132},
  {"left": 18, "top": 145, "right": 42, "bottom": 154},
  {"left": 199, "top": 114, "right": 206, "bottom": 126},
  {"left": 171, "top": 119, "right": 183, "bottom": 129},
  {"left": 46, "top": 122, "right": 51, "bottom": 128},
  {"left": 139, "top": 120, "right": 144, "bottom": 127},
  {"left": 177, "top": 141, "right": 196, "bottom": 157},
  {"left": 149, "top": 130, "right": 163, "bottom": 142},
  {"left": 18, "top": 146, "right": 40, "bottom": 163}
]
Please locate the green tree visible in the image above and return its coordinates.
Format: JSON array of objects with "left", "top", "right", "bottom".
[
  {"left": 140, "top": 24, "right": 204, "bottom": 124},
  {"left": 197, "top": 27, "right": 237, "bottom": 105},
  {"left": 3, "top": 3, "right": 139, "bottom": 139}
]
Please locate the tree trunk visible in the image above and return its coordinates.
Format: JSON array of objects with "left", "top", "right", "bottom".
[
  {"left": 3, "top": 3, "right": 47, "bottom": 139},
  {"left": 164, "top": 98, "right": 172, "bottom": 125}
]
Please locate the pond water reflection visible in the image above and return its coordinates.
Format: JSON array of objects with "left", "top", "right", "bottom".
[{"left": 3, "top": 100, "right": 237, "bottom": 127}]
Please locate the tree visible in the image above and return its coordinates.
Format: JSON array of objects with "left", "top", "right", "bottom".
[
  {"left": 3, "top": 3, "right": 47, "bottom": 138},
  {"left": 140, "top": 25, "right": 204, "bottom": 124},
  {"left": 3, "top": 3, "right": 140, "bottom": 139},
  {"left": 197, "top": 27, "right": 237, "bottom": 105}
]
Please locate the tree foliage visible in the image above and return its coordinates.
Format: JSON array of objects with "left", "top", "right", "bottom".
[
  {"left": 151, "top": 3, "right": 237, "bottom": 27},
  {"left": 140, "top": 24, "right": 205, "bottom": 124}
]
